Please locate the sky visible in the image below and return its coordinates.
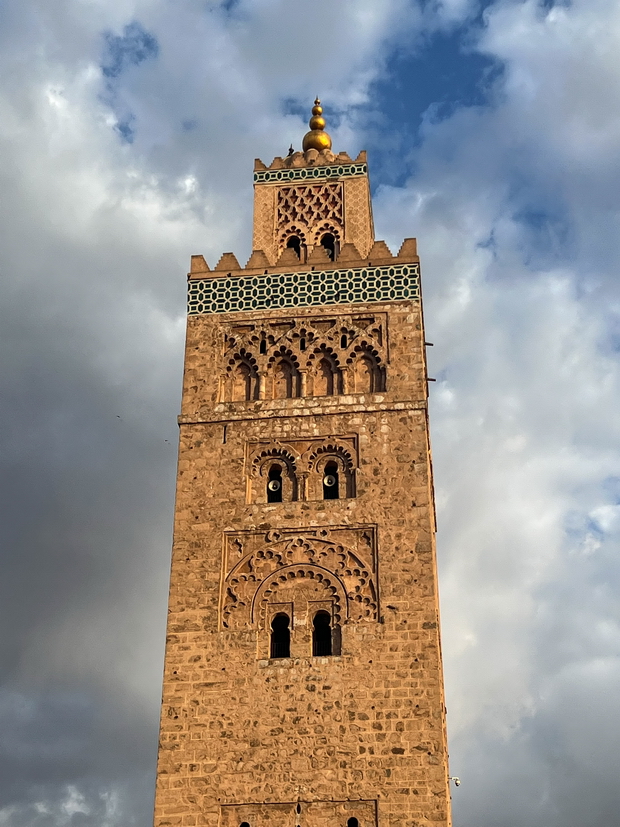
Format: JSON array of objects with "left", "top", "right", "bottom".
[{"left": 0, "top": 0, "right": 619, "bottom": 824}]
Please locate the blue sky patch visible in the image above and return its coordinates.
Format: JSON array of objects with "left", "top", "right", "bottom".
[
  {"left": 366, "top": 24, "right": 504, "bottom": 186},
  {"left": 101, "top": 21, "right": 159, "bottom": 80}
]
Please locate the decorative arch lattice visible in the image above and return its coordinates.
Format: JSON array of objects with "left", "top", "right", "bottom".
[
  {"left": 346, "top": 342, "right": 386, "bottom": 393},
  {"left": 221, "top": 530, "right": 377, "bottom": 630}
]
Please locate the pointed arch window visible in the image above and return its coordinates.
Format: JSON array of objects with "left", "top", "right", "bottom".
[
  {"left": 270, "top": 613, "right": 290, "bottom": 658},
  {"left": 232, "top": 360, "right": 258, "bottom": 401},
  {"left": 273, "top": 359, "right": 300, "bottom": 399},
  {"left": 320, "top": 233, "right": 336, "bottom": 261},
  {"left": 312, "top": 611, "right": 332, "bottom": 656},
  {"left": 267, "top": 464, "right": 283, "bottom": 503},
  {"left": 322, "top": 461, "right": 339, "bottom": 500}
]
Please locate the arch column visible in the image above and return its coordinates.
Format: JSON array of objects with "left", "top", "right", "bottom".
[
  {"left": 259, "top": 371, "right": 268, "bottom": 400},
  {"left": 299, "top": 369, "right": 308, "bottom": 398}
]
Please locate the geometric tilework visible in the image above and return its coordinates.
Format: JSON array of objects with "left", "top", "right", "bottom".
[
  {"left": 253, "top": 162, "right": 367, "bottom": 185},
  {"left": 187, "top": 264, "right": 420, "bottom": 315}
]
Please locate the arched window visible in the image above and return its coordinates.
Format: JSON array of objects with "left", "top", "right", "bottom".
[
  {"left": 286, "top": 235, "right": 302, "bottom": 259},
  {"left": 340, "top": 333, "right": 347, "bottom": 349},
  {"left": 353, "top": 352, "right": 384, "bottom": 393},
  {"left": 232, "top": 361, "right": 258, "bottom": 401},
  {"left": 274, "top": 359, "right": 299, "bottom": 399},
  {"left": 267, "top": 465, "right": 283, "bottom": 503},
  {"left": 347, "top": 819, "right": 359, "bottom": 827},
  {"left": 323, "top": 461, "right": 339, "bottom": 500},
  {"left": 320, "top": 233, "right": 336, "bottom": 261},
  {"left": 270, "top": 613, "right": 290, "bottom": 658},
  {"left": 312, "top": 611, "right": 332, "bottom": 656},
  {"left": 315, "top": 358, "right": 335, "bottom": 396},
  {"left": 259, "top": 336, "right": 267, "bottom": 355},
  {"left": 240, "top": 822, "right": 251, "bottom": 827}
]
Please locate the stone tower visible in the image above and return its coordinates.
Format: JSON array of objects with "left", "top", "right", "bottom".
[{"left": 153, "top": 100, "right": 452, "bottom": 827}]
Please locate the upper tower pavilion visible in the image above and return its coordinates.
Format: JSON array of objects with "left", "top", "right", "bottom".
[{"left": 153, "top": 100, "right": 453, "bottom": 827}]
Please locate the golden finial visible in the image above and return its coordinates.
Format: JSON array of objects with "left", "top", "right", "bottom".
[{"left": 302, "top": 97, "right": 332, "bottom": 152}]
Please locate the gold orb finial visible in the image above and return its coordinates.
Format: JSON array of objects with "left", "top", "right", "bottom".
[{"left": 302, "top": 97, "right": 332, "bottom": 152}]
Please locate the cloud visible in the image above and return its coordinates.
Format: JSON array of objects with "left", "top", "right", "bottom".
[{"left": 1, "top": 0, "right": 620, "bottom": 825}]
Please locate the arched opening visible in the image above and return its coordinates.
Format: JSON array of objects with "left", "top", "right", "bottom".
[
  {"left": 273, "top": 358, "right": 299, "bottom": 399},
  {"left": 312, "top": 611, "right": 332, "bottom": 656},
  {"left": 232, "top": 361, "right": 257, "bottom": 401},
  {"left": 340, "top": 333, "right": 347, "bottom": 349},
  {"left": 270, "top": 613, "right": 290, "bottom": 658},
  {"left": 323, "top": 461, "right": 339, "bottom": 499},
  {"left": 300, "top": 337, "right": 306, "bottom": 352},
  {"left": 259, "top": 337, "right": 267, "bottom": 354},
  {"left": 286, "top": 235, "right": 302, "bottom": 259},
  {"left": 347, "top": 819, "right": 359, "bottom": 827},
  {"left": 267, "top": 465, "right": 283, "bottom": 503},
  {"left": 353, "top": 352, "right": 383, "bottom": 393},
  {"left": 315, "top": 358, "right": 335, "bottom": 396},
  {"left": 320, "top": 233, "right": 336, "bottom": 261},
  {"left": 240, "top": 822, "right": 251, "bottom": 827}
]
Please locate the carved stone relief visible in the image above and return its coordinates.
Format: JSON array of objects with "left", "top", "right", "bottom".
[{"left": 220, "top": 526, "right": 378, "bottom": 631}]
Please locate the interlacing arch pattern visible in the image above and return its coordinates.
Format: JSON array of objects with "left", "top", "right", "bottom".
[
  {"left": 220, "top": 315, "right": 388, "bottom": 401},
  {"left": 276, "top": 183, "right": 343, "bottom": 256},
  {"left": 221, "top": 531, "right": 377, "bottom": 631}
]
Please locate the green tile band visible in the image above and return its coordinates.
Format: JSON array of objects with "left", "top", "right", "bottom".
[
  {"left": 188, "top": 263, "right": 420, "bottom": 315},
  {"left": 253, "top": 163, "right": 367, "bottom": 184}
]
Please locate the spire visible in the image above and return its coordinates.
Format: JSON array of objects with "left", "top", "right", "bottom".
[{"left": 302, "top": 97, "right": 332, "bottom": 152}]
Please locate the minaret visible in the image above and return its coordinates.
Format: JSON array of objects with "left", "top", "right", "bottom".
[{"left": 153, "top": 100, "right": 452, "bottom": 827}]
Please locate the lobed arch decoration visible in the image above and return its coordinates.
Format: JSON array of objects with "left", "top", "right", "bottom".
[
  {"left": 346, "top": 342, "right": 386, "bottom": 393},
  {"left": 225, "top": 349, "right": 259, "bottom": 401},
  {"left": 267, "top": 346, "right": 302, "bottom": 399},
  {"left": 251, "top": 447, "right": 299, "bottom": 503},
  {"left": 254, "top": 564, "right": 348, "bottom": 630},
  {"left": 307, "top": 443, "right": 356, "bottom": 500},
  {"left": 278, "top": 225, "right": 308, "bottom": 260},
  {"left": 221, "top": 530, "right": 378, "bottom": 631},
  {"left": 306, "top": 345, "right": 342, "bottom": 397}
]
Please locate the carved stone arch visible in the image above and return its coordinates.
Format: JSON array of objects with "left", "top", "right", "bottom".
[
  {"left": 253, "top": 564, "right": 349, "bottom": 628},
  {"left": 307, "top": 444, "right": 356, "bottom": 500},
  {"left": 311, "top": 221, "right": 342, "bottom": 248},
  {"left": 250, "top": 447, "right": 299, "bottom": 503},
  {"left": 346, "top": 342, "right": 386, "bottom": 393},
  {"left": 305, "top": 345, "right": 342, "bottom": 397},
  {"left": 225, "top": 349, "right": 259, "bottom": 401},
  {"left": 278, "top": 225, "right": 308, "bottom": 259},
  {"left": 267, "top": 346, "right": 301, "bottom": 399}
]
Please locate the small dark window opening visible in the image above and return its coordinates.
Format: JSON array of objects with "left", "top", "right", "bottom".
[
  {"left": 286, "top": 236, "right": 302, "bottom": 258},
  {"left": 259, "top": 337, "right": 267, "bottom": 354},
  {"left": 267, "top": 465, "right": 283, "bottom": 502},
  {"left": 321, "top": 233, "right": 336, "bottom": 261},
  {"left": 240, "top": 822, "right": 251, "bottom": 827},
  {"left": 313, "top": 611, "right": 332, "bottom": 656},
  {"left": 300, "top": 337, "right": 306, "bottom": 351},
  {"left": 323, "top": 461, "right": 339, "bottom": 500},
  {"left": 271, "top": 613, "right": 290, "bottom": 658},
  {"left": 340, "top": 333, "right": 347, "bottom": 348},
  {"left": 347, "top": 819, "right": 359, "bottom": 827},
  {"left": 296, "top": 804, "right": 302, "bottom": 815}
]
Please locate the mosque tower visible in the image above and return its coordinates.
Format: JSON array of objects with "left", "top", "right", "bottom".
[{"left": 153, "top": 100, "right": 453, "bottom": 827}]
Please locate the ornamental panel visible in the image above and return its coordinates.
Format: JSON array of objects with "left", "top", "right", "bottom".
[
  {"left": 253, "top": 162, "right": 367, "bottom": 184},
  {"left": 188, "top": 264, "right": 420, "bottom": 315},
  {"left": 220, "top": 525, "right": 378, "bottom": 630}
]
